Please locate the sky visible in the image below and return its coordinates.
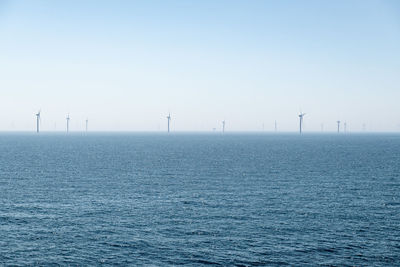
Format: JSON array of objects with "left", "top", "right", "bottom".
[{"left": 0, "top": 0, "right": 399, "bottom": 132}]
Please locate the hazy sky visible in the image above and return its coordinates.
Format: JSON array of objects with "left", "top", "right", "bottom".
[{"left": 0, "top": 0, "right": 399, "bottom": 132}]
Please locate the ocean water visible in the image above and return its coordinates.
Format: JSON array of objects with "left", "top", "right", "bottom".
[{"left": 0, "top": 133, "right": 399, "bottom": 265}]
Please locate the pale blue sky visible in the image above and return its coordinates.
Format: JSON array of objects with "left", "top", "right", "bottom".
[{"left": 0, "top": 0, "right": 399, "bottom": 132}]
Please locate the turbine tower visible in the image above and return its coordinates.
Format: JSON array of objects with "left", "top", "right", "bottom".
[
  {"left": 66, "top": 114, "right": 70, "bottom": 133},
  {"left": 299, "top": 112, "right": 306, "bottom": 134},
  {"left": 35, "top": 110, "right": 41, "bottom": 133},
  {"left": 274, "top": 120, "right": 277, "bottom": 132},
  {"left": 222, "top": 120, "right": 225, "bottom": 133},
  {"left": 337, "top": 120, "right": 341, "bottom": 133},
  {"left": 86, "top": 118, "right": 88, "bottom": 132},
  {"left": 344, "top": 122, "right": 347, "bottom": 133},
  {"left": 167, "top": 113, "right": 171, "bottom": 133}
]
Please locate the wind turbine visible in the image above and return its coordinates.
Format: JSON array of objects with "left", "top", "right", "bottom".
[
  {"left": 344, "top": 122, "right": 347, "bottom": 133},
  {"left": 167, "top": 113, "right": 171, "bottom": 133},
  {"left": 337, "top": 120, "right": 341, "bottom": 133},
  {"left": 222, "top": 120, "right": 226, "bottom": 133},
  {"left": 299, "top": 112, "right": 306, "bottom": 134},
  {"left": 275, "top": 120, "right": 277, "bottom": 132},
  {"left": 35, "top": 110, "right": 41, "bottom": 133},
  {"left": 86, "top": 118, "right": 88, "bottom": 132},
  {"left": 66, "top": 114, "right": 70, "bottom": 133}
]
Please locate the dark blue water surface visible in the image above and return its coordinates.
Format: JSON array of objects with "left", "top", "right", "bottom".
[{"left": 0, "top": 133, "right": 399, "bottom": 265}]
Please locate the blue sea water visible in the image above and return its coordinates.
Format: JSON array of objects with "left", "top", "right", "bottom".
[{"left": 0, "top": 133, "right": 399, "bottom": 266}]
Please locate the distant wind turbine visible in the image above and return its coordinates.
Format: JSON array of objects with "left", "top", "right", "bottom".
[
  {"left": 167, "top": 113, "right": 171, "bottom": 133},
  {"left": 86, "top": 118, "right": 88, "bottom": 132},
  {"left": 299, "top": 112, "right": 306, "bottom": 134},
  {"left": 275, "top": 120, "right": 277, "bottom": 132},
  {"left": 222, "top": 120, "right": 226, "bottom": 133},
  {"left": 344, "top": 122, "right": 347, "bottom": 133},
  {"left": 35, "top": 110, "right": 41, "bottom": 133},
  {"left": 337, "top": 120, "right": 341, "bottom": 133},
  {"left": 66, "top": 114, "right": 70, "bottom": 133}
]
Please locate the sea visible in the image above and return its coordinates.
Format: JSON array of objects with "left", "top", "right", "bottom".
[{"left": 0, "top": 133, "right": 399, "bottom": 266}]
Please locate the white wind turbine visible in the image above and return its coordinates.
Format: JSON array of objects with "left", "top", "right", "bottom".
[
  {"left": 66, "top": 114, "right": 70, "bottom": 133},
  {"left": 35, "top": 110, "right": 41, "bottom": 133},
  {"left": 299, "top": 112, "right": 306, "bottom": 134}
]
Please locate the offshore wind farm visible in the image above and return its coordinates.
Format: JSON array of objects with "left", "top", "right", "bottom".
[
  {"left": 28, "top": 110, "right": 374, "bottom": 134},
  {"left": 1, "top": 1, "right": 399, "bottom": 266}
]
